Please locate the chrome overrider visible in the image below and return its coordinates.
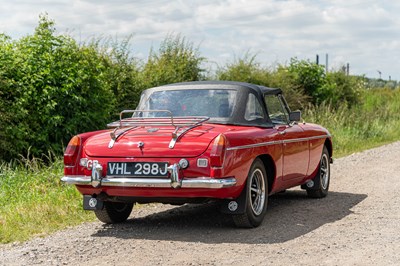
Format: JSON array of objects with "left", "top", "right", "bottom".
[{"left": 61, "top": 162, "right": 236, "bottom": 189}]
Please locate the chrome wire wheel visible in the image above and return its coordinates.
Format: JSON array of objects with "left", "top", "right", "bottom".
[
  {"left": 249, "top": 168, "right": 266, "bottom": 216},
  {"left": 320, "top": 153, "right": 330, "bottom": 190},
  {"left": 306, "top": 146, "right": 330, "bottom": 198},
  {"left": 232, "top": 158, "right": 268, "bottom": 228}
]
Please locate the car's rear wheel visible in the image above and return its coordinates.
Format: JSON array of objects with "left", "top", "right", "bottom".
[
  {"left": 306, "top": 146, "right": 330, "bottom": 198},
  {"left": 233, "top": 158, "right": 268, "bottom": 228},
  {"left": 94, "top": 202, "right": 134, "bottom": 224}
]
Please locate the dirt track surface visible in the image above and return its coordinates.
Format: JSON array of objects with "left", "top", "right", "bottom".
[{"left": 1, "top": 142, "right": 400, "bottom": 265}]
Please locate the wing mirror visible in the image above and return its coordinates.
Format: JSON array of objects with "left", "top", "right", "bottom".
[{"left": 289, "top": 111, "right": 301, "bottom": 122}]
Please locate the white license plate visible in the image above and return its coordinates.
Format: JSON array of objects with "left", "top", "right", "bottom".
[{"left": 107, "top": 162, "right": 169, "bottom": 177}]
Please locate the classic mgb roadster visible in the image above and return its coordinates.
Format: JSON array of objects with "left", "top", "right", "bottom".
[{"left": 62, "top": 81, "right": 332, "bottom": 228}]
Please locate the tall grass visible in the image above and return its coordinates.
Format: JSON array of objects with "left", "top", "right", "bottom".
[
  {"left": 0, "top": 157, "right": 94, "bottom": 244},
  {"left": 304, "top": 88, "right": 400, "bottom": 157}
]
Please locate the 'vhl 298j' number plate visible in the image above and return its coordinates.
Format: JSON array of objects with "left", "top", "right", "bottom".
[{"left": 107, "top": 162, "right": 169, "bottom": 177}]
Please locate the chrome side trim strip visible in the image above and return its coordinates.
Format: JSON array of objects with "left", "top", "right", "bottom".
[
  {"left": 226, "top": 135, "right": 329, "bottom": 151},
  {"left": 226, "top": 141, "right": 282, "bottom": 151},
  {"left": 61, "top": 176, "right": 236, "bottom": 189},
  {"left": 308, "top": 135, "right": 330, "bottom": 141},
  {"left": 283, "top": 137, "right": 310, "bottom": 144}
]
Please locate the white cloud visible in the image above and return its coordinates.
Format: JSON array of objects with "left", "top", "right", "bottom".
[{"left": 0, "top": 0, "right": 399, "bottom": 80}]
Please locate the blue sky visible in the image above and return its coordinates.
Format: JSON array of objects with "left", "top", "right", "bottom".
[{"left": 1, "top": 0, "right": 399, "bottom": 80}]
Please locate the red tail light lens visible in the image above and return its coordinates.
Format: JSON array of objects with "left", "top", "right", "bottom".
[
  {"left": 210, "top": 134, "right": 226, "bottom": 167},
  {"left": 64, "top": 136, "right": 81, "bottom": 166}
]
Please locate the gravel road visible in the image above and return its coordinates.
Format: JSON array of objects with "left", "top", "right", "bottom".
[{"left": 1, "top": 142, "right": 399, "bottom": 266}]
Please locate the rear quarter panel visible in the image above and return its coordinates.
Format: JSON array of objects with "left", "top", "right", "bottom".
[
  {"left": 299, "top": 123, "right": 332, "bottom": 179},
  {"left": 222, "top": 127, "right": 283, "bottom": 193}
]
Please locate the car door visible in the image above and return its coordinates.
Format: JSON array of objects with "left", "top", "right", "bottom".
[{"left": 264, "top": 94, "right": 309, "bottom": 181}]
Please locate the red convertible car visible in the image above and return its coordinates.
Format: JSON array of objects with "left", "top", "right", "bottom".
[{"left": 62, "top": 81, "right": 332, "bottom": 228}]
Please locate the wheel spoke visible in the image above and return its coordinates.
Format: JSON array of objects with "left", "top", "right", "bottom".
[
  {"left": 253, "top": 196, "right": 260, "bottom": 210},
  {"left": 254, "top": 175, "right": 260, "bottom": 189}
]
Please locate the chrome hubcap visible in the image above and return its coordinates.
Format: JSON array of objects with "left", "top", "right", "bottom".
[
  {"left": 320, "top": 154, "right": 329, "bottom": 190},
  {"left": 249, "top": 169, "right": 266, "bottom": 216}
]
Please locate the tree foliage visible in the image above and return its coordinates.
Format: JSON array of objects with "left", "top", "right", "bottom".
[
  {"left": 316, "top": 71, "right": 362, "bottom": 106},
  {"left": 0, "top": 15, "right": 366, "bottom": 162},
  {"left": 94, "top": 36, "right": 144, "bottom": 112},
  {"left": 142, "top": 34, "right": 205, "bottom": 88},
  {"left": 217, "top": 54, "right": 309, "bottom": 109},
  {"left": 286, "top": 58, "right": 326, "bottom": 102},
  {"left": 0, "top": 17, "right": 206, "bottom": 161},
  {"left": 217, "top": 54, "right": 363, "bottom": 108},
  {"left": 0, "top": 15, "right": 115, "bottom": 160}
]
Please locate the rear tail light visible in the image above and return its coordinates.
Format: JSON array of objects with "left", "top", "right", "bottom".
[
  {"left": 64, "top": 135, "right": 81, "bottom": 166},
  {"left": 210, "top": 134, "right": 227, "bottom": 167}
]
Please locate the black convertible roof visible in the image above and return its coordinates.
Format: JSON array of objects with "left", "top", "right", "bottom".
[
  {"left": 162, "top": 81, "right": 282, "bottom": 95},
  {"left": 139, "top": 81, "right": 284, "bottom": 128}
]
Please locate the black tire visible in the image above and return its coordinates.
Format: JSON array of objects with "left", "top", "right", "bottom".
[
  {"left": 94, "top": 202, "right": 134, "bottom": 224},
  {"left": 306, "top": 146, "right": 330, "bottom": 198},
  {"left": 233, "top": 158, "right": 268, "bottom": 228}
]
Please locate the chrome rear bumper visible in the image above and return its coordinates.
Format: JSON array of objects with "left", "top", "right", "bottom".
[
  {"left": 61, "top": 175, "right": 236, "bottom": 189},
  {"left": 62, "top": 162, "right": 236, "bottom": 189}
]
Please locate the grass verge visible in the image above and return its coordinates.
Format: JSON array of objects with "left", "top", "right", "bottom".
[
  {"left": 0, "top": 159, "right": 94, "bottom": 244},
  {"left": 304, "top": 88, "right": 400, "bottom": 157}
]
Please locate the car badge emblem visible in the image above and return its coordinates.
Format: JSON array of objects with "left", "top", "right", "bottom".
[{"left": 137, "top": 141, "right": 144, "bottom": 148}]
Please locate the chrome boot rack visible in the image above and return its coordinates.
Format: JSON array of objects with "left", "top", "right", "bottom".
[{"left": 107, "top": 110, "right": 210, "bottom": 149}]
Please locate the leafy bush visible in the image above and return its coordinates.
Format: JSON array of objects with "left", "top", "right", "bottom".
[
  {"left": 217, "top": 53, "right": 269, "bottom": 84},
  {"left": 217, "top": 55, "right": 363, "bottom": 108},
  {"left": 286, "top": 58, "right": 326, "bottom": 102},
  {"left": 0, "top": 17, "right": 209, "bottom": 161},
  {"left": 315, "top": 71, "right": 362, "bottom": 106},
  {"left": 142, "top": 34, "right": 205, "bottom": 88},
  {"left": 92, "top": 36, "right": 144, "bottom": 113},
  {"left": 0, "top": 34, "right": 20, "bottom": 159},
  {"left": 217, "top": 54, "right": 309, "bottom": 109},
  {"left": 287, "top": 58, "right": 363, "bottom": 105},
  {"left": 0, "top": 15, "right": 115, "bottom": 160}
]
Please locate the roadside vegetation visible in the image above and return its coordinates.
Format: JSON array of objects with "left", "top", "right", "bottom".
[
  {"left": 304, "top": 88, "right": 400, "bottom": 157},
  {"left": 1, "top": 15, "right": 399, "bottom": 244},
  {"left": 0, "top": 157, "right": 93, "bottom": 243}
]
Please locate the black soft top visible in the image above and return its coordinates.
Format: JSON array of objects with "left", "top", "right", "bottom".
[
  {"left": 138, "top": 81, "right": 283, "bottom": 127},
  {"left": 163, "top": 81, "right": 282, "bottom": 96}
]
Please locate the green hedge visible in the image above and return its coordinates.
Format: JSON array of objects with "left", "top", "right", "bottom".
[
  {"left": 0, "top": 16, "right": 115, "bottom": 160},
  {"left": 0, "top": 15, "right": 369, "bottom": 162}
]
